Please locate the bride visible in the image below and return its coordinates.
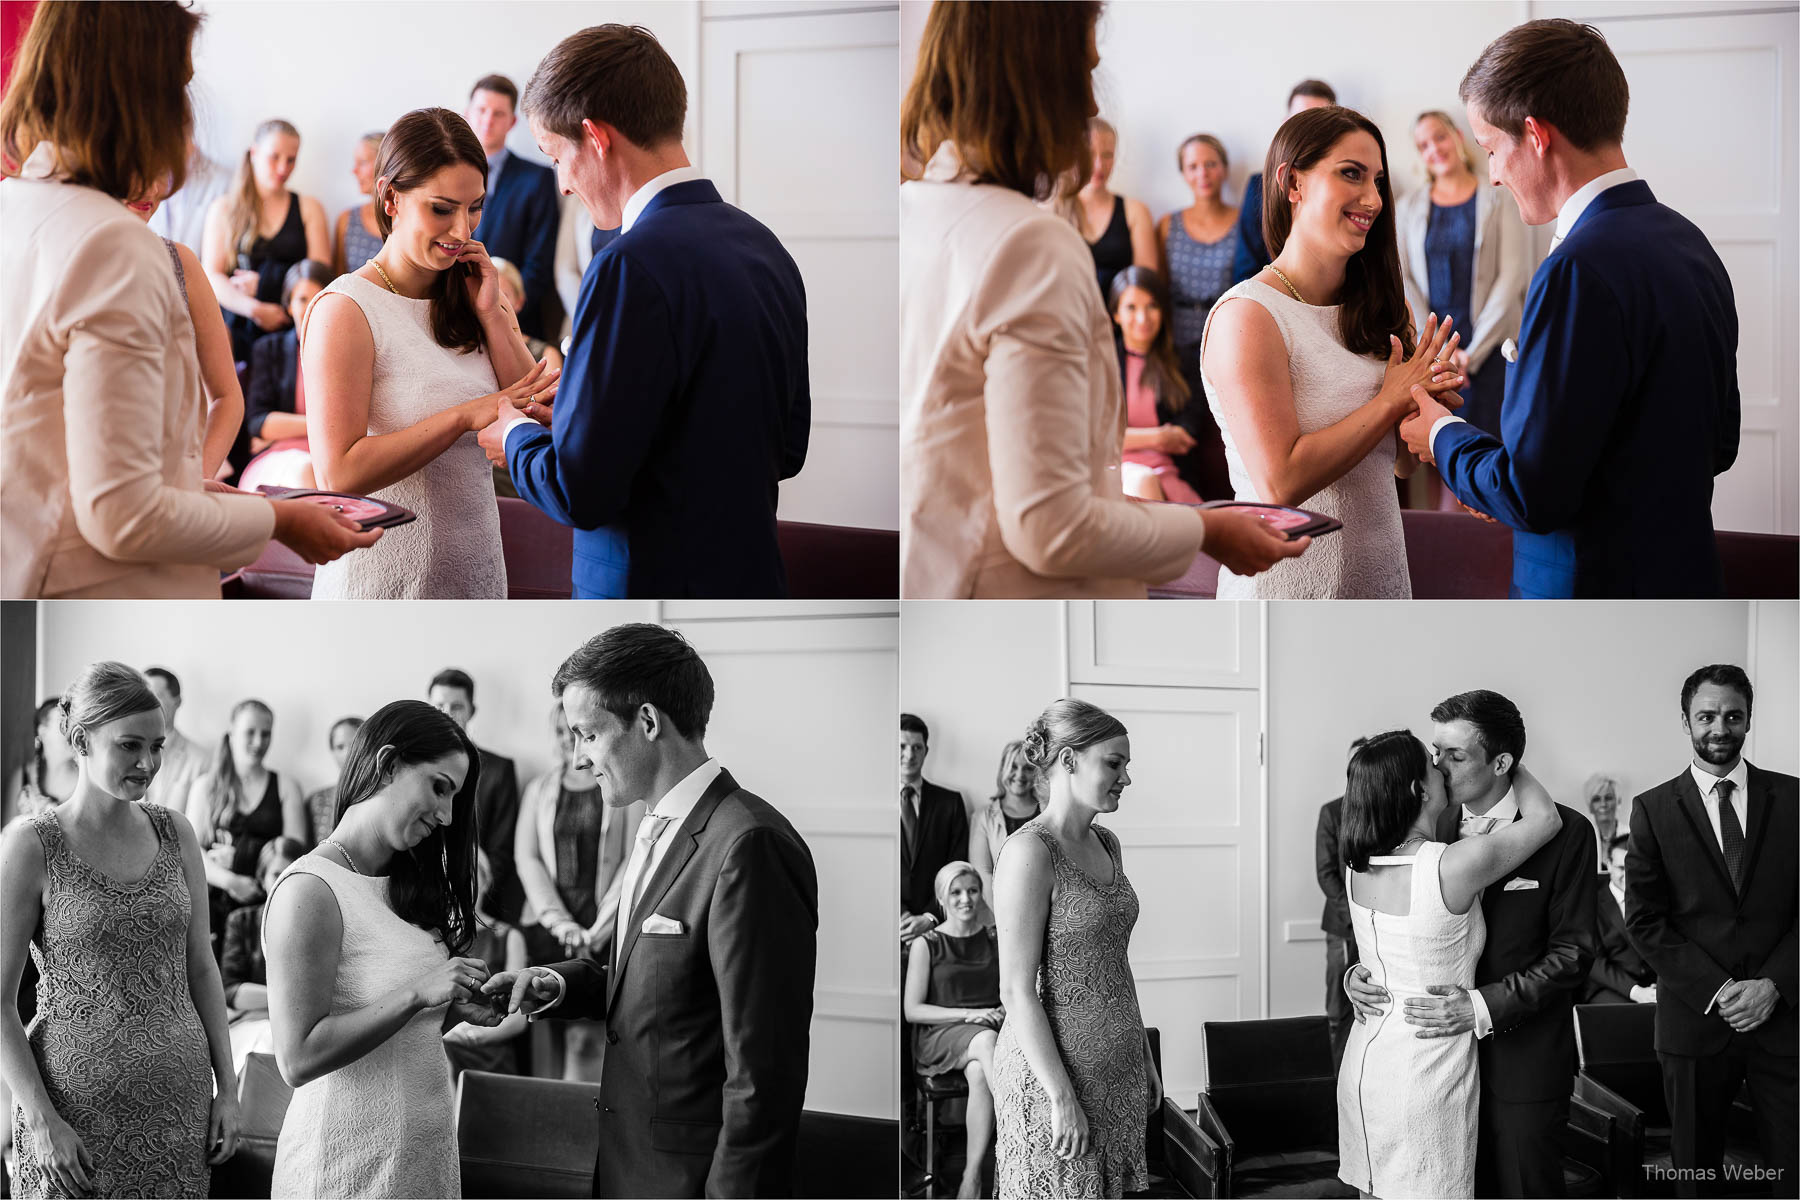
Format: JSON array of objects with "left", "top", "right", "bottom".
[
  {"left": 1200, "top": 106, "right": 1463, "bottom": 599},
  {"left": 1335, "top": 731, "right": 1559, "bottom": 1199},
  {"left": 303, "top": 108, "right": 557, "bottom": 599}
]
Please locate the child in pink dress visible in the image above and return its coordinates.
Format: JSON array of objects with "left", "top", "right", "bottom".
[{"left": 1110, "top": 266, "right": 1203, "bottom": 504}]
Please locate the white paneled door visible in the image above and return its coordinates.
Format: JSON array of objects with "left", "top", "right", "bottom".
[{"left": 698, "top": 4, "right": 900, "bottom": 531}]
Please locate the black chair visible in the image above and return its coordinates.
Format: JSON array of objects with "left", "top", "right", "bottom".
[
  {"left": 1187, "top": 1016, "right": 1350, "bottom": 1198},
  {"left": 794, "top": 1109, "right": 900, "bottom": 1198},
  {"left": 454, "top": 1070, "right": 600, "bottom": 1199},
  {"left": 210, "top": 1050, "right": 293, "bottom": 1200},
  {"left": 914, "top": 1069, "right": 971, "bottom": 1198}
]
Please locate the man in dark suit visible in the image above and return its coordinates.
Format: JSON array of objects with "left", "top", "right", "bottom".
[
  {"left": 1586, "top": 834, "right": 1657, "bottom": 1004},
  {"left": 479, "top": 25, "right": 810, "bottom": 599},
  {"left": 1402, "top": 19, "right": 1738, "bottom": 598},
  {"left": 1230, "top": 79, "right": 1336, "bottom": 284},
  {"left": 1316, "top": 736, "right": 1366, "bottom": 1068},
  {"left": 427, "top": 668, "right": 523, "bottom": 924},
  {"left": 466, "top": 74, "right": 562, "bottom": 340},
  {"left": 1347, "top": 689, "right": 1596, "bottom": 1198},
  {"left": 899, "top": 713, "right": 968, "bottom": 941},
  {"left": 488, "top": 624, "right": 817, "bottom": 1199},
  {"left": 1626, "top": 664, "right": 1797, "bottom": 1198}
]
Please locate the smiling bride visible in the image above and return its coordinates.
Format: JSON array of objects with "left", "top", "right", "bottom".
[{"left": 301, "top": 108, "right": 559, "bottom": 599}]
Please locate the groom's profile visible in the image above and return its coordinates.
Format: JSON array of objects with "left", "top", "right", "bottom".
[{"left": 484, "top": 623, "right": 818, "bottom": 1199}]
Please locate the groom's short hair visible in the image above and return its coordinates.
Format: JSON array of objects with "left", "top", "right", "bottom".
[
  {"left": 1430, "top": 689, "right": 1526, "bottom": 769},
  {"left": 1459, "top": 19, "right": 1628, "bottom": 152},
  {"left": 521, "top": 24, "right": 686, "bottom": 150},
  {"left": 553, "top": 623, "right": 714, "bottom": 740}
]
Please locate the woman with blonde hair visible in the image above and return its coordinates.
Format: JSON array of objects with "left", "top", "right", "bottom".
[
  {"left": 969, "top": 740, "right": 1041, "bottom": 906},
  {"left": 1064, "top": 117, "right": 1158, "bottom": 302}
]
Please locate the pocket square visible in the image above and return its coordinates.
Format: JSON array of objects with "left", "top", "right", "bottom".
[
  {"left": 1503, "top": 877, "right": 1539, "bottom": 892},
  {"left": 641, "top": 914, "right": 685, "bottom": 935},
  {"left": 1501, "top": 337, "right": 1518, "bottom": 363}
]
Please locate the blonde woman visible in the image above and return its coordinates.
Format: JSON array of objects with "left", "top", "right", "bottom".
[
  {"left": 1067, "top": 118, "right": 1158, "bottom": 302},
  {"left": 969, "top": 740, "right": 1040, "bottom": 908},
  {"left": 333, "top": 131, "right": 386, "bottom": 276}
]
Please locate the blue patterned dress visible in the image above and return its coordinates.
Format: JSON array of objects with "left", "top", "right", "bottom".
[{"left": 339, "top": 206, "right": 384, "bottom": 272}]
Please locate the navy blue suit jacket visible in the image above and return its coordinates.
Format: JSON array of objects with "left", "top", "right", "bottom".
[
  {"left": 506, "top": 179, "right": 810, "bottom": 598},
  {"left": 475, "top": 152, "right": 561, "bottom": 339},
  {"left": 1231, "top": 172, "right": 1269, "bottom": 284},
  {"left": 1435, "top": 181, "right": 1739, "bottom": 598}
]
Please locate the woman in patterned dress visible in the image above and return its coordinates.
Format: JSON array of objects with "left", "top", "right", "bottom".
[
  {"left": 990, "top": 700, "right": 1160, "bottom": 1199},
  {"left": 0, "top": 662, "right": 241, "bottom": 1198}
]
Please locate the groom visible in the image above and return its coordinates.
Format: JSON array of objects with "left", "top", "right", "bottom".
[
  {"left": 484, "top": 624, "right": 818, "bottom": 1198},
  {"left": 479, "top": 24, "right": 811, "bottom": 599},
  {"left": 1398, "top": 19, "right": 1739, "bottom": 598},
  {"left": 1347, "top": 690, "right": 1595, "bottom": 1198}
]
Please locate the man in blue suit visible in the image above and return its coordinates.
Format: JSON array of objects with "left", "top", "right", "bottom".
[
  {"left": 1401, "top": 19, "right": 1740, "bottom": 598},
  {"left": 1230, "top": 79, "right": 1336, "bottom": 285},
  {"left": 467, "top": 74, "right": 562, "bottom": 340},
  {"left": 478, "top": 25, "right": 809, "bottom": 599}
]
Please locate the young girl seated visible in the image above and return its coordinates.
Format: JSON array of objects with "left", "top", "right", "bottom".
[
  {"left": 1111, "top": 265, "right": 1203, "bottom": 504},
  {"left": 239, "top": 259, "right": 335, "bottom": 491}
]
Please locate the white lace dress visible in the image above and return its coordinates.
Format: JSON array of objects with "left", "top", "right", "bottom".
[
  {"left": 267, "top": 857, "right": 459, "bottom": 1199},
  {"left": 1338, "top": 841, "right": 1484, "bottom": 1199},
  {"left": 308, "top": 275, "right": 506, "bottom": 599},
  {"left": 1200, "top": 280, "right": 1411, "bottom": 598}
]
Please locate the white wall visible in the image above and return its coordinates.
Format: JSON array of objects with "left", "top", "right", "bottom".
[{"left": 36, "top": 598, "right": 900, "bottom": 1119}]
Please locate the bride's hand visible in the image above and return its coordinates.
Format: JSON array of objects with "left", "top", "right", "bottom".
[
  {"left": 412, "top": 956, "right": 492, "bottom": 1010},
  {"left": 1377, "top": 312, "right": 1463, "bottom": 420},
  {"left": 452, "top": 237, "right": 504, "bottom": 319},
  {"left": 457, "top": 359, "right": 561, "bottom": 432}
]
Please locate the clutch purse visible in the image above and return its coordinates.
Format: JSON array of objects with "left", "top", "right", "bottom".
[
  {"left": 254, "top": 487, "right": 418, "bottom": 529},
  {"left": 1193, "top": 500, "right": 1343, "bottom": 539}
]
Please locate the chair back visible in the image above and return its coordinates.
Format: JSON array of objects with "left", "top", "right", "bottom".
[
  {"left": 795, "top": 1110, "right": 897, "bottom": 1198},
  {"left": 455, "top": 1070, "right": 601, "bottom": 1199},
  {"left": 1573, "top": 1003, "right": 1667, "bottom": 1121},
  {"left": 777, "top": 521, "right": 898, "bottom": 599},
  {"left": 210, "top": 1051, "right": 293, "bottom": 1199},
  {"left": 1200, "top": 1016, "right": 1337, "bottom": 1154}
]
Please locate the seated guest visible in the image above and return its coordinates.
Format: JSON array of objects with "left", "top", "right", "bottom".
[
  {"left": 240, "top": 259, "right": 335, "bottom": 492},
  {"left": 303, "top": 715, "right": 362, "bottom": 846},
  {"left": 1232, "top": 79, "right": 1337, "bottom": 284},
  {"left": 221, "top": 837, "right": 306, "bottom": 1070},
  {"left": 967, "top": 740, "right": 1039, "bottom": 912},
  {"left": 333, "top": 131, "right": 386, "bottom": 275},
  {"left": 1111, "top": 266, "right": 1203, "bottom": 504},
  {"left": 1062, "top": 117, "right": 1157, "bottom": 301},
  {"left": 444, "top": 850, "right": 530, "bottom": 1078},
  {"left": 4, "top": 700, "right": 76, "bottom": 820},
  {"left": 491, "top": 257, "right": 564, "bottom": 369},
  {"left": 467, "top": 73, "right": 560, "bottom": 339},
  {"left": 901, "top": 714, "right": 969, "bottom": 944},
  {"left": 1587, "top": 835, "right": 1655, "bottom": 1004},
  {"left": 143, "top": 667, "right": 207, "bottom": 812},
  {"left": 1584, "top": 772, "right": 1624, "bottom": 869},
  {"left": 904, "top": 861, "right": 1003, "bottom": 1200}
]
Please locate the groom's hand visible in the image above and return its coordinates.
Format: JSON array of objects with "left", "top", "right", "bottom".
[
  {"left": 1344, "top": 965, "right": 1390, "bottom": 1022},
  {"left": 1399, "top": 385, "right": 1454, "bottom": 462},
  {"left": 1404, "top": 984, "right": 1476, "bottom": 1038},
  {"left": 481, "top": 966, "right": 562, "bottom": 1017}
]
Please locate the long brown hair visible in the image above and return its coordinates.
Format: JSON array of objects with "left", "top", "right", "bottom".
[
  {"left": 1263, "top": 106, "right": 1411, "bottom": 359},
  {"left": 199, "top": 699, "right": 273, "bottom": 847},
  {"left": 900, "top": 1, "right": 1102, "bottom": 198},
  {"left": 224, "top": 119, "right": 299, "bottom": 255},
  {"left": 374, "top": 108, "right": 488, "bottom": 354},
  {"left": 0, "top": 1, "right": 200, "bottom": 198},
  {"left": 1109, "top": 266, "right": 1189, "bottom": 413}
]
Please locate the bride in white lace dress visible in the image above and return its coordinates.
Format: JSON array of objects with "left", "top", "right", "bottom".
[
  {"left": 1201, "top": 107, "right": 1464, "bottom": 599},
  {"left": 264, "top": 701, "right": 500, "bottom": 1199},
  {"left": 303, "top": 108, "right": 557, "bottom": 600}
]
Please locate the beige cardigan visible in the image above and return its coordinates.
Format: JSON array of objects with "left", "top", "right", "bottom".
[
  {"left": 900, "top": 143, "right": 1204, "bottom": 598},
  {"left": 2, "top": 143, "right": 273, "bottom": 597}
]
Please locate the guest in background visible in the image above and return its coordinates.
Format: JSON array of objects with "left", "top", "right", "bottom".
[
  {"left": 1626, "top": 664, "right": 1797, "bottom": 1197},
  {"left": 901, "top": 713, "right": 969, "bottom": 943},
  {"left": 303, "top": 716, "right": 362, "bottom": 847},
  {"left": 186, "top": 699, "right": 308, "bottom": 955},
  {"left": 514, "top": 701, "right": 640, "bottom": 1080},
  {"left": 491, "top": 258, "right": 564, "bottom": 369},
  {"left": 1314, "top": 735, "right": 1366, "bottom": 1068},
  {"left": 898, "top": 1, "right": 1305, "bottom": 598},
  {"left": 443, "top": 850, "right": 530, "bottom": 1079},
  {"left": 0, "top": 662, "right": 240, "bottom": 1198},
  {"left": 6, "top": 700, "right": 76, "bottom": 821},
  {"left": 429, "top": 669, "right": 524, "bottom": 923},
  {"left": 149, "top": 140, "right": 232, "bottom": 255},
  {"left": 1233, "top": 79, "right": 1337, "bottom": 284},
  {"left": 221, "top": 836, "right": 306, "bottom": 1070},
  {"left": 1397, "top": 109, "right": 1528, "bottom": 442},
  {"left": 1583, "top": 772, "right": 1624, "bottom": 869},
  {"left": 905, "top": 861, "right": 1004, "bottom": 1200},
  {"left": 1157, "top": 133, "right": 1238, "bottom": 499},
  {"left": 467, "top": 74, "right": 561, "bottom": 340},
  {"left": 333, "top": 131, "right": 386, "bottom": 276},
  {"left": 1063, "top": 118, "right": 1157, "bottom": 302},
  {"left": 969, "top": 740, "right": 1039, "bottom": 911},
  {"left": 241, "top": 259, "right": 334, "bottom": 491},
  {"left": 1586, "top": 835, "right": 1655, "bottom": 1004},
  {"left": 202, "top": 119, "right": 332, "bottom": 365},
  {"left": 144, "top": 667, "right": 207, "bottom": 813},
  {"left": 552, "top": 193, "right": 618, "bottom": 342},
  {"left": 1111, "top": 266, "right": 1203, "bottom": 504}
]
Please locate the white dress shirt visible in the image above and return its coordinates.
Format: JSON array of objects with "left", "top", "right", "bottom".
[
  {"left": 1688, "top": 758, "right": 1750, "bottom": 854},
  {"left": 1460, "top": 787, "right": 1517, "bottom": 1039}
]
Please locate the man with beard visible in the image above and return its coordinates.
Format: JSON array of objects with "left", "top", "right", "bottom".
[
  {"left": 1346, "top": 689, "right": 1595, "bottom": 1197},
  {"left": 1626, "top": 665, "right": 1797, "bottom": 1198}
]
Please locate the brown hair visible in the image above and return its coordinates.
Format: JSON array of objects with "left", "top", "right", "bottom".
[
  {"left": 0, "top": 1, "right": 200, "bottom": 199},
  {"left": 225, "top": 119, "right": 300, "bottom": 255},
  {"left": 1263, "top": 106, "right": 1412, "bottom": 359},
  {"left": 1176, "top": 132, "right": 1228, "bottom": 172},
  {"left": 521, "top": 25, "right": 686, "bottom": 149},
  {"left": 1413, "top": 110, "right": 1477, "bottom": 177},
  {"left": 373, "top": 108, "right": 488, "bottom": 354},
  {"left": 1459, "top": 19, "right": 1628, "bottom": 151},
  {"left": 198, "top": 699, "right": 274, "bottom": 846},
  {"left": 469, "top": 74, "right": 519, "bottom": 107},
  {"left": 1109, "top": 266, "right": 1189, "bottom": 414},
  {"left": 1288, "top": 79, "right": 1337, "bottom": 107},
  {"left": 900, "top": 1, "right": 1102, "bottom": 199}
]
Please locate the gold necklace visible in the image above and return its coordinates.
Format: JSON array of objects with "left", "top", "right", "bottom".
[
  {"left": 370, "top": 258, "right": 401, "bottom": 295},
  {"left": 1269, "top": 264, "right": 1307, "bottom": 304}
]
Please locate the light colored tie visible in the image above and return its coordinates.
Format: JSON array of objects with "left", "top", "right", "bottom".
[
  {"left": 1460, "top": 815, "right": 1503, "bottom": 838},
  {"left": 615, "top": 812, "right": 673, "bottom": 973}
]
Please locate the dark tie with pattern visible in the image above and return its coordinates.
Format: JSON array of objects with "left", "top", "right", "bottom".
[
  {"left": 1716, "top": 778, "right": 1745, "bottom": 894},
  {"left": 900, "top": 785, "right": 919, "bottom": 874}
]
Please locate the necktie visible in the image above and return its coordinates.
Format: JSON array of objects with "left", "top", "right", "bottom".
[
  {"left": 900, "top": 785, "right": 919, "bottom": 871},
  {"left": 615, "top": 813, "right": 672, "bottom": 973},
  {"left": 1715, "top": 779, "right": 1745, "bottom": 894},
  {"left": 1460, "top": 815, "right": 1503, "bottom": 838}
]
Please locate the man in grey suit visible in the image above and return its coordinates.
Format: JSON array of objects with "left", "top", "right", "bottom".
[{"left": 487, "top": 624, "right": 818, "bottom": 1198}]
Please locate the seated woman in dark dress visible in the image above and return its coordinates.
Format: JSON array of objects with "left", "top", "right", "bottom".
[
  {"left": 905, "top": 860, "right": 1004, "bottom": 1200},
  {"left": 240, "top": 259, "right": 334, "bottom": 491}
]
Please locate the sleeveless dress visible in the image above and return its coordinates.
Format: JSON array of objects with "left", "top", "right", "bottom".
[
  {"left": 227, "top": 191, "right": 308, "bottom": 362},
  {"left": 1338, "top": 841, "right": 1485, "bottom": 1199},
  {"left": 208, "top": 773, "right": 287, "bottom": 950},
  {"left": 912, "top": 928, "right": 1002, "bottom": 1075},
  {"left": 13, "top": 805, "right": 212, "bottom": 1199},
  {"left": 1087, "top": 196, "right": 1132, "bottom": 302},
  {"left": 307, "top": 274, "right": 507, "bottom": 599},
  {"left": 267, "top": 856, "right": 459, "bottom": 1199},
  {"left": 338, "top": 207, "right": 384, "bottom": 272},
  {"left": 991, "top": 822, "right": 1147, "bottom": 1199},
  {"left": 1201, "top": 280, "right": 1411, "bottom": 598},
  {"left": 1164, "top": 214, "right": 1238, "bottom": 354}
]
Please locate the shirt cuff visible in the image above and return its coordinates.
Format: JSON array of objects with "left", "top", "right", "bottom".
[
  {"left": 527, "top": 967, "right": 568, "bottom": 1023},
  {"left": 1705, "top": 979, "right": 1736, "bottom": 1015},
  {"left": 1470, "top": 987, "right": 1494, "bottom": 1039},
  {"left": 1428, "top": 414, "right": 1467, "bottom": 462},
  {"left": 501, "top": 415, "right": 542, "bottom": 455}
]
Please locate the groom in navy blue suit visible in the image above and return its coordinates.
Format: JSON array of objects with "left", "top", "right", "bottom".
[
  {"left": 1401, "top": 20, "right": 1740, "bottom": 599},
  {"left": 479, "top": 24, "right": 810, "bottom": 599}
]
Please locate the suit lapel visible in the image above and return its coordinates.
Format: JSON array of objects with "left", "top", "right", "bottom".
[
  {"left": 1737, "top": 763, "right": 1775, "bottom": 897},
  {"left": 1671, "top": 770, "right": 1737, "bottom": 899}
]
